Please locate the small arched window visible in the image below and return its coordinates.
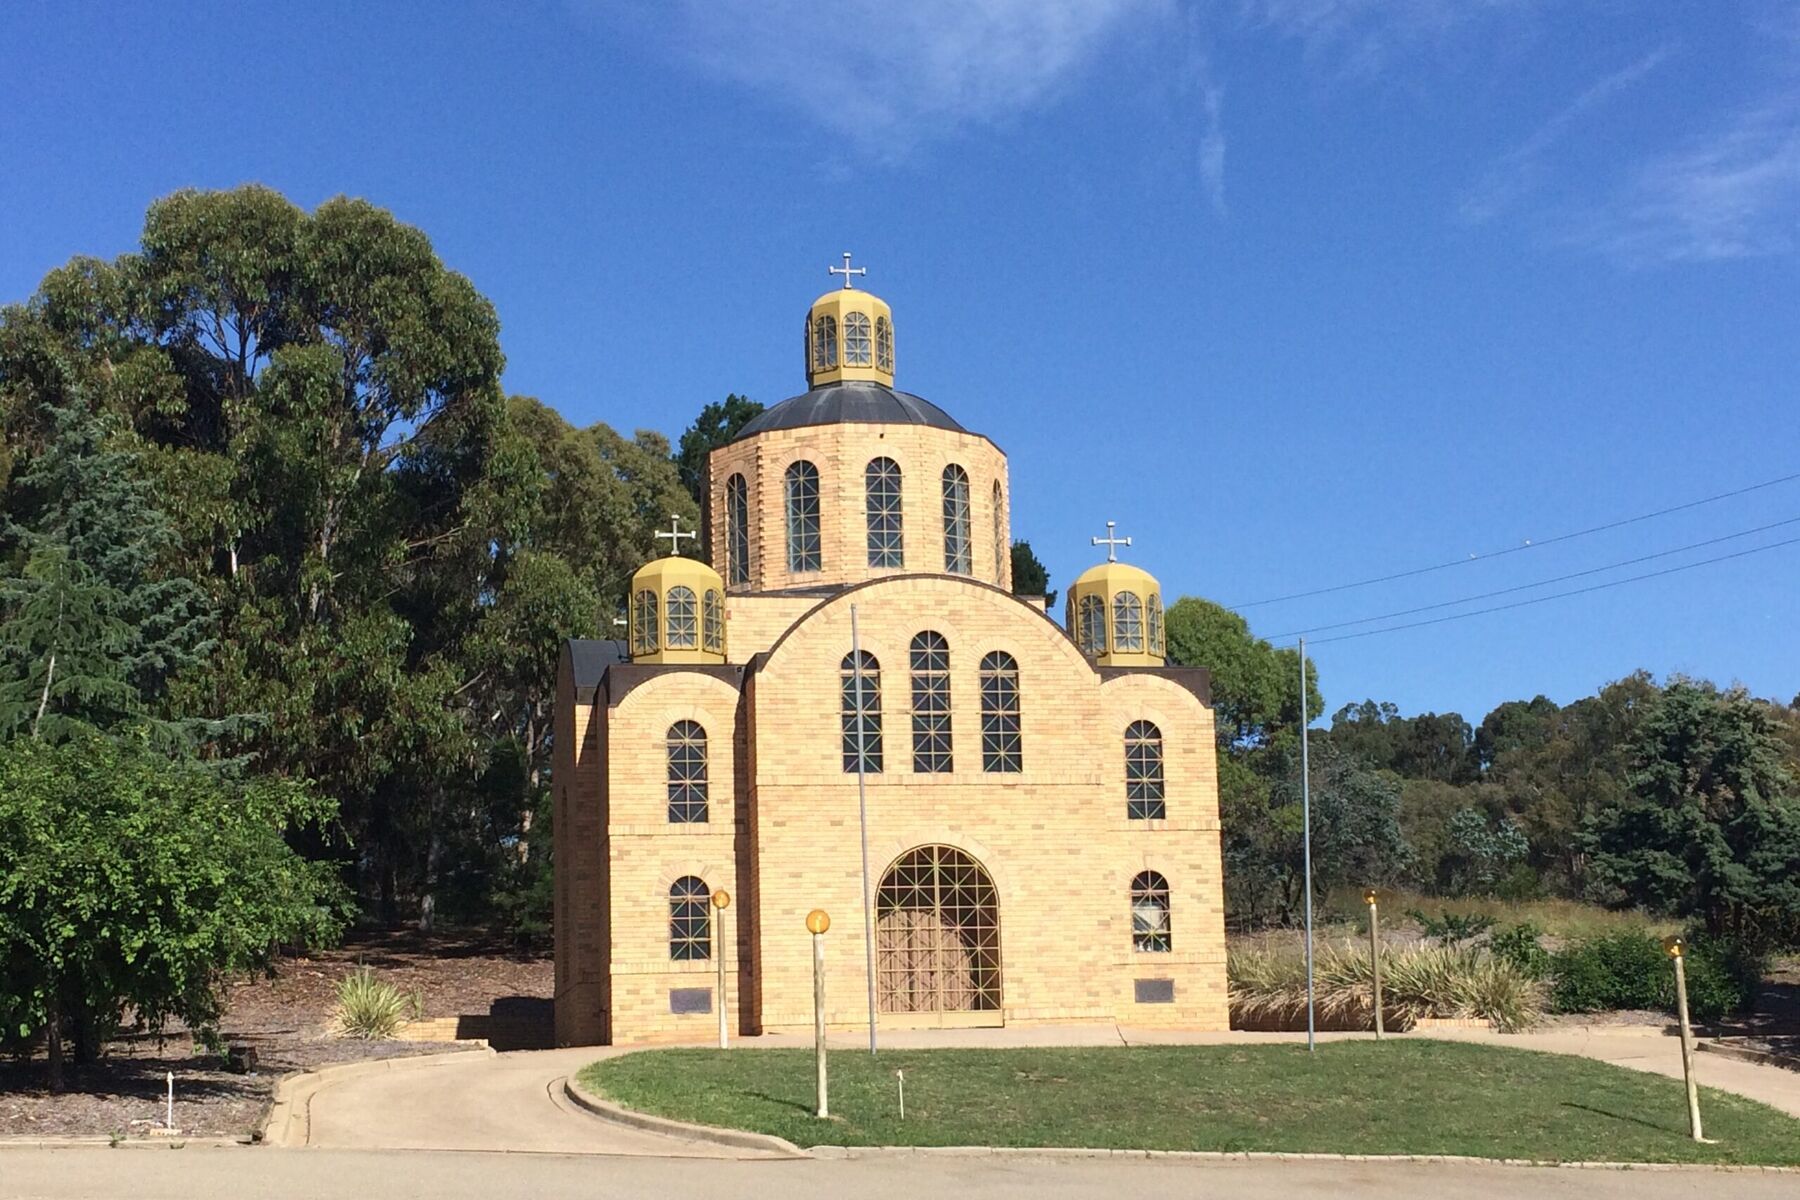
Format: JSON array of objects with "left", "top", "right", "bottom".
[
  {"left": 1126, "top": 720, "right": 1165, "bottom": 820},
  {"left": 667, "top": 721, "right": 708, "bottom": 823},
  {"left": 942, "top": 464, "right": 971, "bottom": 574},
  {"left": 866, "top": 457, "right": 904, "bottom": 568},
  {"left": 725, "top": 473, "right": 749, "bottom": 587},
  {"left": 1077, "top": 594, "right": 1106, "bottom": 656},
  {"left": 1147, "top": 593, "right": 1165, "bottom": 656},
  {"left": 669, "top": 875, "right": 712, "bottom": 960},
  {"left": 979, "top": 650, "right": 1022, "bottom": 773},
  {"left": 843, "top": 312, "right": 872, "bottom": 366},
  {"left": 910, "top": 631, "right": 952, "bottom": 774},
  {"left": 703, "top": 589, "right": 725, "bottom": 654},
  {"left": 876, "top": 315, "right": 894, "bottom": 372},
  {"left": 992, "top": 480, "right": 1005, "bottom": 584},
  {"left": 812, "top": 314, "right": 838, "bottom": 371},
  {"left": 841, "top": 650, "right": 883, "bottom": 774},
  {"left": 1113, "top": 592, "right": 1144, "bottom": 653},
  {"left": 631, "top": 589, "right": 659, "bottom": 656},
  {"left": 786, "top": 460, "right": 821, "bottom": 573},
  {"left": 666, "top": 585, "right": 697, "bottom": 649},
  {"left": 1131, "top": 871, "right": 1171, "bottom": 952}
]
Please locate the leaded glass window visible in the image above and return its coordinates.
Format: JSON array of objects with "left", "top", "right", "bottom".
[
  {"left": 843, "top": 312, "right": 872, "bottom": 366},
  {"left": 841, "top": 650, "right": 883, "bottom": 774},
  {"left": 725, "top": 473, "right": 749, "bottom": 586},
  {"left": 1147, "top": 592, "right": 1164, "bottom": 656},
  {"left": 631, "top": 589, "right": 658, "bottom": 656},
  {"left": 786, "top": 460, "right": 821, "bottom": 573},
  {"left": 669, "top": 875, "right": 712, "bottom": 960},
  {"left": 866, "top": 457, "right": 904, "bottom": 568},
  {"left": 941, "top": 464, "right": 971, "bottom": 575},
  {"left": 876, "top": 315, "right": 893, "bottom": 372},
  {"left": 1077, "top": 594, "right": 1106, "bottom": 657},
  {"left": 979, "top": 650, "right": 1021, "bottom": 773},
  {"left": 1126, "top": 720, "right": 1165, "bottom": 820},
  {"left": 992, "top": 480, "right": 1005, "bottom": 583},
  {"left": 667, "top": 721, "right": 708, "bottom": 823},
  {"left": 665, "top": 586, "right": 697, "bottom": 649},
  {"left": 910, "top": 631, "right": 952, "bottom": 774},
  {"left": 703, "top": 589, "right": 725, "bottom": 654},
  {"left": 812, "top": 314, "right": 838, "bottom": 370},
  {"left": 1131, "top": 871, "right": 1171, "bottom": 953},
  {"left": 1113, "top": 591, "right": 1144, "bottom": 653}
]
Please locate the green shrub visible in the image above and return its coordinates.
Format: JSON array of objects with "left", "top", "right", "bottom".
[
  {"left": 334, "top": 967, "right": 412, "bottom": 1039},
  {"left": 1547, "top": 930, "right": 1762, "bottom": 1021},
  {"left": 1489, "top": 922, "right": 1552, "bottom": 978},
  {"left": 1408, "top": 909, "right": 1496, "bottom": 946},
  {"left": 1229, "top": 940, "right": 1546, "bottom": 1032}
]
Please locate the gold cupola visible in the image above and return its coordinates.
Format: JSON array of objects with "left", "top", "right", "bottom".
[
  {"left": 805, "top": 252, "right": 894, "bottom": 388},
  {"left": 1065, "top": 522, "right": 1166, "bottom": 666},
  {"left": 628, "top": 517, "right": 727, "bottom": 664}
]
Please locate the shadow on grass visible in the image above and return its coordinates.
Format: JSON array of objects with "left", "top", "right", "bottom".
[
  {"left": 1559, "top": 1101, "right": 1685, "bottom": 1136},
  {"left": 744, "top": 1089, "right": 816, "bottom": 1117}
]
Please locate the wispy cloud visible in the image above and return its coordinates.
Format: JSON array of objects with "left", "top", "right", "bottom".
[
  {"left": 1458, "top": 49, "right": 1671, "bottom": 226},
  {"left": 1237, "top": 0, "right": 1540, "bottom": 76}
]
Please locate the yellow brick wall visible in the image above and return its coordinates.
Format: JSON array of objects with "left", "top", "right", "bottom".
[
  {"left": 722, "top": 593, "right": 819, "bottom": 662},
  {"left": 553, "top": 662, "right": 610, "bottom": 1046}
]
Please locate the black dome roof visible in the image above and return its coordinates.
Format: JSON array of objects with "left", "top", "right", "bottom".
[{"left": 735, "top": 381, "right": 965, "bottom": 440}]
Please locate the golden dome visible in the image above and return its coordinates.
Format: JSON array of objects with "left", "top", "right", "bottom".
[
  {"left": 805, "top": 255, "right": 895, "bottom": 388},
  {"left": 1066, "top": 559, "right": 1166, "bottom": 667},
  {"left": 628, "top": 555, "right": 727, "bottom": 664}
]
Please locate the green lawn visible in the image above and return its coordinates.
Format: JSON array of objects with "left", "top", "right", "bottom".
[{"left": 579, "top": 1041, "right": 1800, "bottom": 1165}]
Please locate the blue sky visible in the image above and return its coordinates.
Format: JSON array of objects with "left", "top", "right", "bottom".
[{"left": 3, "top": 1, "right": 1797, "bottom": 724}]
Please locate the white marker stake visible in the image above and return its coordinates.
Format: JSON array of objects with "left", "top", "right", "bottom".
[
  {"left": 166, "top": 1071, "right": 174, "bottom": 1131},
  {"left": 896, "top": 1069, "right": 905, "bottom": 1121}
]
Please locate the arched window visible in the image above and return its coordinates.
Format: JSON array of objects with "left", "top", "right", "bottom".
[
  {"left": 1147, "top": 593, "right": 1165, "bottom": 656},
  {"left": 785, "top": 460, "right": 821, "bottom": 573},
  {"left": 725, "top": 473, "right": 749, "bottom": 586},
  {"left": 941, "top": 464, "right": 971, "bottom": 574},
  {"left": 866, "top": 457, "right": 904, "bottom": 568},
  {"left": 992, "top": 480, "right": 1005, "bottom": 584},
  {"left": 843, "top": 312, "right": 872, "bottom": 365},
  {"left": 703, "top": 589, "right": 725, "bottom": 654},
  {"left": 812, "top": 314, "right": 838, "bottom": 371},
  {"left": 979, "top": 651, "right": 1021, "bottom": 773},
  {"left": 1077, "top": 594, "right": 1106, "bottom": 656},
  {"left": 910, "top": 631, "right": 952, "bottom": 773},
  {"left": 876, "top": 315, "right": 894, "bottom": 372},
  {"left": 1131, "top": 871, "right": 1171, "bottom": 953},
  {"left": 1126, "top": 720, "right": 1165, "bottom": 820},
  {"left": 1113, "top": 591, "right": 1144, "bottom": 653},
  {"left": 841, "top": 650, "right": 883, "bottom": 773},
  {"left": 669, "top": 875, "right": 712, "bottom": 960},
  {"left": 666, "top": 585, "right": 697, "bottom": 649},
  {"left": 667, "top": 721, "right": 708, "bottom": 823},
  {"left": 631, "top": 589, "right": 658, "bottom": 656}
]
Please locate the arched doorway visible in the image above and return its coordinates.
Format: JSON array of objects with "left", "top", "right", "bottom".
[{"left": 876, "top": 845, "right": 1002, "bottom": 1024}]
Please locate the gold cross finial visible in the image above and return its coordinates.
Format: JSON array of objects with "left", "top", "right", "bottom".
[
  {"left": 828, "top": 251, "right": 867, "bottom": 290},
  {"left": 1091, "top": 520, "right": 1132, "bottom": 563},
  {"left": 655, "top": 513, "right": 697, "bottom": 556}
]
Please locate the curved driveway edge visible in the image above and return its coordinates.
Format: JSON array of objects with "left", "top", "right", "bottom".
[
  {"left": 264, "top": 1047, "right": 494, "bottom": 1147},
  {"left": 562, "top": 1076, "right": 807, "bottom": 1158}
]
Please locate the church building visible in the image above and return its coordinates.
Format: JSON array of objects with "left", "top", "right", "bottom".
[{"left": 552, "top": 261, "right": 1227, "bottom": 1045}]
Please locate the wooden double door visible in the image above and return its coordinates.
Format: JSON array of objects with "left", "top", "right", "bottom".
[{"left": 875, "top": 845, "right": 1002, "bottom": 1024}]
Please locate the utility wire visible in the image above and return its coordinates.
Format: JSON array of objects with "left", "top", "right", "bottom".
[
  {"left": 1269, "top": 514, "right": 1800, "bottom": 639},
  {"left": 1285, "top": 534, "right": 1800, "bottom": 647},
  {"left": 1232, "top": 468, "right": 1800, "bottom": 609}
]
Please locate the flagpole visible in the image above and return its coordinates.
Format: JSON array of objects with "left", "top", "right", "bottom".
[
  {"left": 851, "top": 605, "right": 878, "bottom": 1054},
  {"left": 1300, "top": 635, "right": 1315, "bottom": 1053}
]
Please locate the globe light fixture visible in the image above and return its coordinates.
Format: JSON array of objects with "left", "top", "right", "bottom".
[
  {"left": 712, "top": 889, "right": 731, "bottom": 909},
  {"left": 807, "top": 909, "right": 831, "bottom": 935}
]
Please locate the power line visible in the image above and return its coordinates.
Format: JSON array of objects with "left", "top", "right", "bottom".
[
  {"left": 1269, "top": 514, "right": 1800, "bottom": 639},
  {"left": 1287, "top": 534, "right": 1800, "bottom": 647},
  {"left": 1232, "top": 468, "right": 1800, "bottom": 610}
]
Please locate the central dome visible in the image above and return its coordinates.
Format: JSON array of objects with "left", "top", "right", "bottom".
[{"left": 735, "top": 380, "right": 965, "bottom": 439}]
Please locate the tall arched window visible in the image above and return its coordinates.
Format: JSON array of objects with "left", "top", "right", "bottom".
[
  {"left": 841, "top": 650, "right": 883, "bottom": 773},
  {"left": 669, "top": 875, "right": 712, "bottom": 960},
  {"left": 843, "top": 312, "right": 872, "bottom": 365},
  {"left": 785, "top": 460, "right": 821, "bottom": 572},
  {"left": 866, "top": 457, "right": 904, "bottom": 568},
  {"left": 992, "top": 480, "right": 1005, "bottom": 584},
  {"left": 1126, "top": 720, "right": 1165, "bottom": 820},
  {"left": 1147, "top": 592, "right": 1165, "bottom": 656},
  {"left": 703, "top": 589, "right": 725, "bottom": 654},
  {"left": 979, "top": 650, "right": 1021, "bottom": 773},
  {"left": 1077, "top": 594, "right": 1106, "bottom": 656},
  {"left": 1131, "top": 871, "right": 1171, "bottom": 953},
  {"left": 1113, "top": 592, "right": 1144, "bottom": 653},
  {"left": 910, "top": 631, "right": 952, "bottom": 773},
  {"left": 667, "top": 721, "right": 708, "bottom": 823},
  {"left": 942, "top": 464, "right": 971, "bottom": 574},
  {"left": 725, "top": 473, "right": 749, "bottom": 586},
  {"left": 812, "top": 314, "right": 838, "bottom": 371},
  {"left": 875, "top": 315, "right": 893, "bottom": 372},
  {"left": 631, "top": 589, "right": 658, "bottom": 656},
  {"left": 665, "top": 586, "right": 697, "bottom": 649}
]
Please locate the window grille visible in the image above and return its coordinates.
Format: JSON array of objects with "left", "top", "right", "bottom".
[
  {"left": 669, "top": 875, "right": 712, "bottom": 960},
  {"left": 1077, "top": 594, "right": 1106, "bottom": 656},
  {"left": 866, "top": 457, "right": 904, "bottom": 568},
  {"left": 1131, "top": 871, "right": 1171, "bottom": 953},
  {"left": 1147, "top": 592, "right": 1164, "bottom": 656},
  {"left": 631, "top": 589, "right": 658, "bottom": 656},
  {"left": 941, "top": 464, "right": 971, "bottom": 574},
  {"left": 786, "top": 460, "right": 821, "bottom": 572},
  {"left": 1113, "top": 591, "right": 1144, "bottom": 653},
  {"left": 665, "top": 586, "right": 697, "bottom": 649},
  {"left": 667, "top": 720, "right": 708, "bottom": 823},
  {"left": 812, "top": 314, "right": 838, "bottom": 370},
  {"left": 725, "top": 473, "right": 749, "bottom": 586},
  {"left": 843, "top": 312, "right": 872, "bottom": 365},
  {"left": 979, "top": 651, "right": 1022, "bottom": 773},
  {"left": 876, "top": 845, "right": 1001, "bottom": 1014},
  {"left": 841, "top": 650, "right": 883, "bottom": 773},
  {"left": 910, "top": 631, "right": 953, "bottom": 773},
  {"left": 703, "top": 589, "right": 725, "bottom": 654},
  {"left": 1126, "top": 720, "right": 1165, "bottom": 820},
  {"left": 876, "top": 315, "right": 894, "bottom": 372}
]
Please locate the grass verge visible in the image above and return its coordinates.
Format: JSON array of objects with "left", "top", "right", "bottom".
[{"left": 579, "top": 1041, "right": 1800, "bottom": 1165}]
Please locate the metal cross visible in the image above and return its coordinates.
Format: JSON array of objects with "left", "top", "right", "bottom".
[
  {"left": 1091, "top": 520, "right": 1132, "bottom": 563},
  {"left": 655, "top": 513, "right": 698, "bottom": 556},
  {"left": 828, "top": 251, "right": 867, "bottom": 290}
]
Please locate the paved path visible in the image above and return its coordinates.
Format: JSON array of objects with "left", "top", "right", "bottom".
[{"left": 6, "top": 1146, "right": 1794, "bottom": 1200}]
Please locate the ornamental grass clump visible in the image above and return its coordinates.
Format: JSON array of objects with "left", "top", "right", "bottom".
[
  {"left": 1228, "top": 940, "right": 1546, "bottom": 1033},
  {"left": 333, "top": 967, "right": 413, "bottom": 1039}
]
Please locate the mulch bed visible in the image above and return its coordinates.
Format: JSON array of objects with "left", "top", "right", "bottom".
[{"left": 0, "top": 929, "right": 552, "bottom": 1141}]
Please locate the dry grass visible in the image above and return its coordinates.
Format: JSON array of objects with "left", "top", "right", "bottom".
[{"left": 1321, "top": 892, "right": 1678, "bottom": 944}]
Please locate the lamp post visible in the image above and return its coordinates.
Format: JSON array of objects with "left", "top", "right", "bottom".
[
  {"left": 808, "top": 909, "right": 832, "bottom": 1118},
  {"left": 712, "top": 889, "right": 732, "bottom": 1049},
  {"left": 1664, "top": 936, "right": 1705, "bottom": 1142},
  {"left": 1364, "top": 889, "right": 1384, "bottom": 1040}
]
